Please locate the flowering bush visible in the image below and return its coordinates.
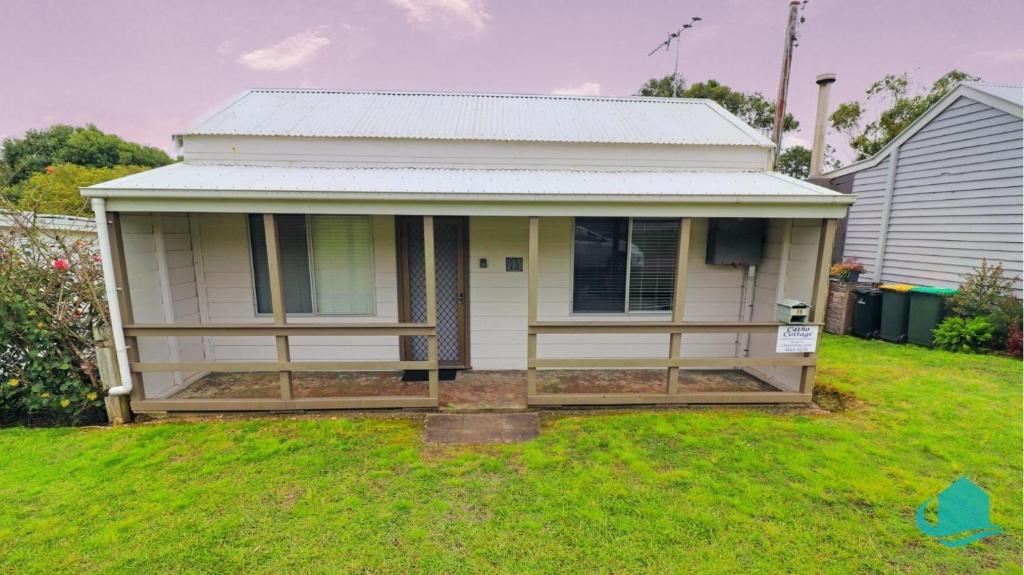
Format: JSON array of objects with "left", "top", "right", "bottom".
[
  {"left": 0, "top": 206, "right": 108, "bottom": 425},
  {"left": 829, "top": 257, "right": 866, "bottom": 282}
]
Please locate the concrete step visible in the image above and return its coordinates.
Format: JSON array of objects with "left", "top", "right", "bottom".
[{"left": 424, "top": 412, "right": 539, "bottom": 444}]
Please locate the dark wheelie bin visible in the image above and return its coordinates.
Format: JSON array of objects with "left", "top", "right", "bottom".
[
  {"left": 879, "top": 284, "right": 914, "bottom": 343},
  {"left": 907, "top": 287, "right": 957, "bottom": 347},
  {"left": 851, "top": 287, "right": 883, "bottom": 339}
]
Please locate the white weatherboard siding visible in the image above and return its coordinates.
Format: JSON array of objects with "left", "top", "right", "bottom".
[
  {"left": 843, "top": 162, "right": 890, "bottom": 281},
  {"left": 195, "top": 213, "right": 401, "bottom": 366},
  {"left": 182, "top": 137, "right": 771, "bottom": 171},
  {"left": 883, "top": 97, "right": 1023, "bottom": 290},
  {"left": 131, "top": 215, "right": 821, "bottom": 385},
  {"left": 123, "top": 214, "right": 203, "bottom": 398},
  {"left": 841, "top": 93, "right": 1023, "bottom": 292},
  {"left": 747, "top": 219, "right": 822, "bottom": 391}
]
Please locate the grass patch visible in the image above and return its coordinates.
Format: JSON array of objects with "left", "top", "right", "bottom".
[{"left": 1, "top": 336, "right": 1021, "bottom": 574}]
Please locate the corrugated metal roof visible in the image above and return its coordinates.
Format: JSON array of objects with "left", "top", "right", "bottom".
[
  {"left": 183, "top": 89, "right": 773, "bottom": 147},
  {"left": 963, "top": 81, "right": 1024, "bottom": 107},
  {"left": 87, "top": 163, "right": 850, "bottom": 203}
]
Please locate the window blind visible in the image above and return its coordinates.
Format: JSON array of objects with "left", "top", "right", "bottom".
[
  {"left": 628, "top": 219, "right": 680, "bottom": 312},
  {"left": 572, "top": 217, "right": 628, "bottom": 313},
  {"left": 249, "top": 215, "right": 313, "bottom": 314},
  {"left": 310, "top": 215, "right": 374, "bottom": 314}
]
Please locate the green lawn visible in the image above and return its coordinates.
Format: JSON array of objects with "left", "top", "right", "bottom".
[{"left": 1, "top": 336, "right": 1021, "bottom": 574}]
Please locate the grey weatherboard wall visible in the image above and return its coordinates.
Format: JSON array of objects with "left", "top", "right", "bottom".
[{"left": 838, "top": 93, "right": 1023, "bottom": 294}]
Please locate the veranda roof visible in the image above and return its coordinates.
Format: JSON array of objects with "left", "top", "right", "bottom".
[{"left": 83, "top": 163, "right": 853, "bottom": 218}]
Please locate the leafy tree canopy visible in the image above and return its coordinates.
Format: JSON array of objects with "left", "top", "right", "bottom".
[
  {"left": 638, "top": 75, "right": 799, "bottom": 135},
  {"left": 1, "top": 124, "right": 171, "bottom": 187},
  {"left": 16, "top": 164, "right": 151, "bottom": 217},
  {"left": 777, "top": 145, "right": 811, "bottom": 179},
  {"left": 829, "top": 70, "right": 979, "bottom": 161}
]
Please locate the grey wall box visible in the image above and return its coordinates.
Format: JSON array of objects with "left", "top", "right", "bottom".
[
  {"left": 706, "top": 218, "right": 766, "bottom": 265},
  {"left": 505, "top": 257, "right": 524, "bottom": 272}
]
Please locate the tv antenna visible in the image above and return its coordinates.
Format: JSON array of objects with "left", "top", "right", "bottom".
[{"left": 647, "top": 16, "right": 703, "bottom": 94}]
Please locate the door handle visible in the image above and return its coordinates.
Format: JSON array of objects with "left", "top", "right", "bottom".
[{"left": 457, "top": 293, "right": 465, "bottom": 304}]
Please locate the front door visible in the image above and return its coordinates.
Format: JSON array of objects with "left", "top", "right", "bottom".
[{"left": 396, "top": 216, "right": 469, "bottom": 368}]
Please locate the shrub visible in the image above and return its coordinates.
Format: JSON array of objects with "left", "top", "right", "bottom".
[
  {"left": 933, "top": 316, "right": 994, "bottom": 354},
  {"left": 16, "top": 163, "right": 150, "bottom": 217},
  {"left": 947, "top": 259, "right": 1022, "bottom": 352},
  {"left": 1009, "top": 323, "right": 1023, "bottom": 358},
  {"left": 0, "top": 207, "right": 108, "bottom": 425}
]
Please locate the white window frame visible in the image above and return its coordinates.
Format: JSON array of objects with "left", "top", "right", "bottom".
[
  {"left": 569, "top": 216, "right": 676, "bottom": 316},
  {"left": 246, "top": 214, "right": 377, "bottom": 317}
]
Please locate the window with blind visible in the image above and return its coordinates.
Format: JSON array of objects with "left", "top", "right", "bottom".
[
  {"left": 248, "top": 215, "right": 375, "bottom": 315},
  {"left": 572, "top": 217, "right": 680, "bottom": 313}
]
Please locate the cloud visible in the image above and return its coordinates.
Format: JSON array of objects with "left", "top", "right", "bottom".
[
  {"left": 972, "top": 47, "right": 1024, "bottom": 63},
  {"left": 551, "top": 82, "right": 602, "bottom": 96},
  {"left": 388, "top": 0, "right": 490, "bottom": 31},
  {"left": 237, "top": 27, "right": 332, "bottom": 72}
]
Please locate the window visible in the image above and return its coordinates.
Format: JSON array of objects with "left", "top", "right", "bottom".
[
  {"left": 248, "top": 215, "right": 374, "bottom": 315},
  {"left": 572, "top": 217, "right": 680, "bottom": 313}
]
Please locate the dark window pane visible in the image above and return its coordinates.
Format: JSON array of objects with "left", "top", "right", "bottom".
[
  {"left": 572, "top": 217, "right": 628, "bottom": 313},
  {"left": 628, "top": 219, "right": 679, "bottom": 312},
  {"left": 248, "top": 215, "right": 313, "bottom": 314}
]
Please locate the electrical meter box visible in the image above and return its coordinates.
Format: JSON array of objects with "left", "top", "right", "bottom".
[
  {"left": 706, "top": 218, "right": 766, "bottom": 265},
  {"left": 776, "top": 298, "right": 810, "bottom": 324}
]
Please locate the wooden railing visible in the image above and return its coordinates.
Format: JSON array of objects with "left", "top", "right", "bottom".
[
  {"left": 107, "top": 213, "right": 442, "bottom": 412},
  {"left": 524, "top": 215, "right": 837, "bottom": 406},
  {"left": 526, "top": 320, "right": 820, "bottom": 405}
]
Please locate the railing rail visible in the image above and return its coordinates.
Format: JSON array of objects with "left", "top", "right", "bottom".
[{"left": 107, "top": 213, "right": 442, "bottom": 411}]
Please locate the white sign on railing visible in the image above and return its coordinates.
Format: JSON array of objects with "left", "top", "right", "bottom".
[{"left": 776, "top": 325, "right": 819, "bottom": 353}]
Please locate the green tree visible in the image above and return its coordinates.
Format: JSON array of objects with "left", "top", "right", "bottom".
[
  {"left": 638, "top": 76, "right": 799, "bottom": 135},
  {"left": 1, "top": 124, "right": 171, "bottom": 187},
  {"left": 777, "top": 145, "right": 811, "bottom": 179},
  {"left": 829, "top": 70, "right": 979, "bottom": 161},
  {"left": 16, "top": 164, "right": 150, "bottom": 216}
]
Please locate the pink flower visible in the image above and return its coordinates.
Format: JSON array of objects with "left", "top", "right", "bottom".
[
  {"left": 92, "top": 254, "right": 102, "bottom": 263},
  {"left": 53, "top": 258, "right": 70, "bottom": 271}
]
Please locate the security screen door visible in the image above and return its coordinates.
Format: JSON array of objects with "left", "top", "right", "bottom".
[{"left": 397, "top": 217, "right": 469, "bottom": 368}]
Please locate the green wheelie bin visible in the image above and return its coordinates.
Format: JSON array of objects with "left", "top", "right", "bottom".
[
  {"left": 907, "top": 287, "right": 957, "bottom": 347},
  {"left": 879, "top": 284, "right": 915, "bottom": 343},
  {"left": 851, "top": 287, "right": 883, "bottom": 339}
]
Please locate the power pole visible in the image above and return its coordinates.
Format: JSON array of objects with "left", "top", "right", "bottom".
[{"left": 771, "top": 0, "right": 804, "bottom": 170}]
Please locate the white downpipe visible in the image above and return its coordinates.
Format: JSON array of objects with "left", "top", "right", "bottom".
[{"left": 92, "top": 198, "right": 133, "bottom": 396}]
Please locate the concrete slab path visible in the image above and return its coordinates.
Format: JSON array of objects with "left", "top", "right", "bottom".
[{"left": 424, "top": 412, "right": 540, "bottom": 444}]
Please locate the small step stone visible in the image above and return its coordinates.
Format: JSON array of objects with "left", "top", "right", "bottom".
[{"left": 424, "top": 413, "right": 539, "bottom": 444}]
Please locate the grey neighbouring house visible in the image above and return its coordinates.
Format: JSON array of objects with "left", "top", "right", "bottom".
[
  {"left": 83, "top": 89, "right": 853, "bottom": 415},
  {"left": 823, "top": 82, "right": 1023, "bottom": 294}
]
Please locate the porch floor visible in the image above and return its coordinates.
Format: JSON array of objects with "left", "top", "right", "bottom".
[{"left": 171, "top": 369, "right": 778, "bottom": 410}]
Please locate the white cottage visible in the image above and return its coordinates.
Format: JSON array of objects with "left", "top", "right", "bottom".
[{"left": 84, "top": 90, "right": 853, "bottom": 413}]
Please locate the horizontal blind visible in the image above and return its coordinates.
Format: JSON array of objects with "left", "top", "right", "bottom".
[
  {"left": 572, "top": 217, "right": 628, "bottom": 313},
  {"left": 628, "top": 218, "right": 680, "bottom": 312},
  {"left": 248, "top": 215, "right": 313, "bottom": 314},
  {"left": 309, "top": 215, "right": 374, "bottom": 314}
]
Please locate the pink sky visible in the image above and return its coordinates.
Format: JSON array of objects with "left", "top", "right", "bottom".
[{"left": 2, "top": 0, "right": 1022, "bottom": 164}]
